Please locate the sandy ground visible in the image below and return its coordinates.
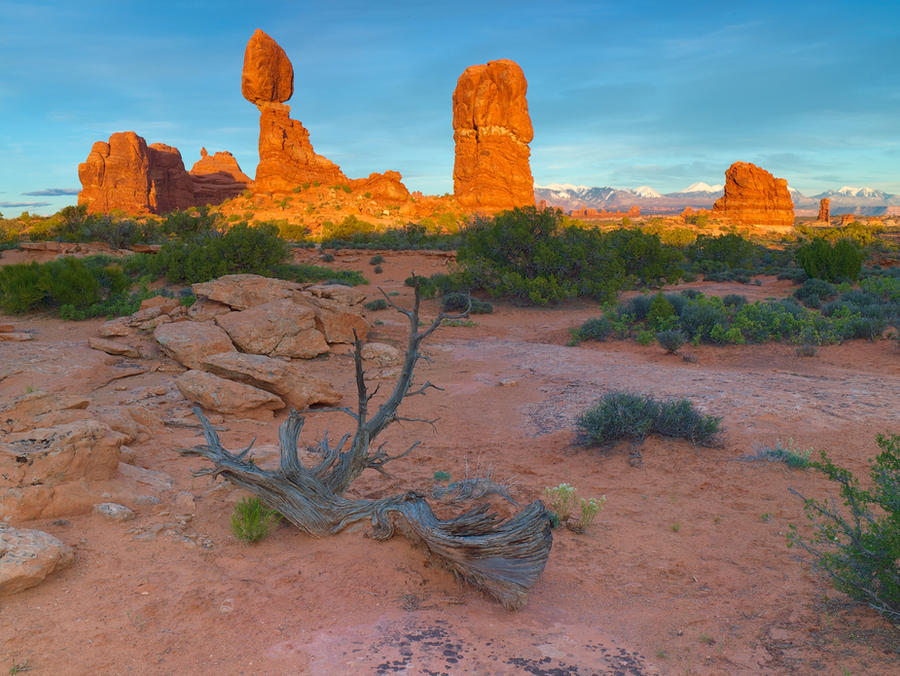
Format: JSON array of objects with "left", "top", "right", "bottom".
[{"left": 2, "top": 248, "right": 899, "bottom": 675}]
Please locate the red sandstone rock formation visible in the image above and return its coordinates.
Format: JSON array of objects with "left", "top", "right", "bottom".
[
  {"left": 712, "top": 162, "right": 794, "bottom": 227},
  {"left": 452, "top": 59, "right": 535, "bottom": 212},
  {"left": 841, "top": 213, "right": 856, "bottom": 226},
  {"left": 241, "top": 29, "right": 293, "bottom": 106},
  {"left": 78, "top": 133, "right": 251, "bottom": 215},
  {"left": 818, "top": 198, "right": 830, "bottom": 223},
  {"left": 350, "top": 171, "right": 411, "bottom": 204},
  {"left": 189, "top": 147, "right": 252, "bottom": 204}
]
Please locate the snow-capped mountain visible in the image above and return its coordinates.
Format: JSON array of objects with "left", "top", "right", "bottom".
[{"left": 534, "top": 182, "right": 899, "bottom": 216}]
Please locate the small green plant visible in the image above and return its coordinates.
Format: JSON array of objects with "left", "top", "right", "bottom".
[
  {"left": 8, "top": 661, "right": 32, "bottom": 674},
  {"left": 761, "top": 512, "right": 771, "bottom": 523},
  {"left": 741, "top": 439, "right": 812, "bottom": 469},
  {"left": 230, "top": 496, "right": 281, "bottom": 543},
  {"left": 570, "top": 316, "right": 614, "bottom": 344},
  {"left": 373, "top": 265, "right": 383, "bottom": 274},
  {"left": 364, "top": 298, "right": 388, "bottom": 311},
  {"left": 320, "top": 252, "right": 335, "bottom": 262},
  {"left": 671, "top": 522, "right": 681, "bottom": 533},
  {"left": 578, "top": 495, "right": 607, "bottom": 530},
  {"left": 788, "top": 433, "right": 900, "bottom": 623},
  {"left": 369, "top": 254, "right": 384, "bottom": 265},
  {"left": 656, "top": 329, "right": 686, "bottom": 354},
  {"left": 544, "top": 483, "right": 577, "bottom": 524},
  {"left": 796, "top": 343, "right": 817, "bottom": 357},
  {"left": 635, "top": 329, "right": 655, "bottom": 346},
  {"left": 433, "top": 471, "right": 451, "bottom": 482},
  {"left": 441, "top": 319, "right": 476, "bottom": 327},
  {"left": 699, "top": 633, "right": 715, "bottom": 645}
]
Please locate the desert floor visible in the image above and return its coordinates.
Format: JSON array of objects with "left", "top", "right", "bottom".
[{"left": 2, "top": 248, "right": 899, "bottom": 675}]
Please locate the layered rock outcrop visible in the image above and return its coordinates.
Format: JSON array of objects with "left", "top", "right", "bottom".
[
  {"left": 78, "top": 132, "right": 251, "bottom": 215},
  {"left": 712, "top": 162, "right": 794, "bottom": 227},
  {"left": 818, "top": 197, "right": 831, "bottom": 223},
  {"left": 452, "top": 59, "right": 535, "bottom": 212}
]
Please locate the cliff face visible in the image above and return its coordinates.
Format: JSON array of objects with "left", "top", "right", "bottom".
[
  {"left": 77, "top": 133, "right": 250, "bottom": 215},
  {"left": 452, "top": 59, "right": 534, "bottom": 212},
  {"left": 712, "top": 162, "right": 794, "bottom": 227}
]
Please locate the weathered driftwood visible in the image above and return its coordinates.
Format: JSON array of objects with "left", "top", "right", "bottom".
[{"left": 180, "top": 284, "right": 552, "bottom": 609}]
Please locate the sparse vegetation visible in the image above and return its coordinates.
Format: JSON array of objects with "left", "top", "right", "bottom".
[
  {"left": 230, "top": 496, "right": 281, "bottom": 543},
  {"left": 656, "top": 329, "right": 686, "bottom": 354},
  {"left": 788, "top": 433, "right": 900, "bottom": 623},
  {"left": 364, "top": 299, "right": 388, "bottom": 311},
  {"left": 739, "top": 439, "right": 813, "bottom": 469},
  {"left": 543, "top": 484, "right": 605, "bottom": 532},
  {"left": 576, "top": 391, "right": 722, "bottom": 447}
]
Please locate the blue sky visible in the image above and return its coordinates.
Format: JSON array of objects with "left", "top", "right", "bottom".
[{"left": 1, "top": 0, "right": 898, "bottom": 215}]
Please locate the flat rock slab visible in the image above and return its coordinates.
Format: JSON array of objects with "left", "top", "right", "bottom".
[
  {"left": 201, "top": 352, "right": 341, "bottom": 409},
  {"left": 88, "top": 336, "right": 141, "bottom": 359},
  {"left": 0, "top": 332, "right": 35, "bottom": 342},
  {"left": 215, "top": 299, "right": 328, "bottom": 358},
  {"left": 192, "top": 274, "right": 302, "bottom": 310},
  {"left": 0, "top": 525, "right": 74, "bottom": 596},
  {"left": 117, "top": 462, "right": 174, "bottom": 492},
  {"left": 153, "top": 320, "right": 235, "bottom": 369},
  {"left": 176, "top": 369, "right": 284, "bottom": 414}
]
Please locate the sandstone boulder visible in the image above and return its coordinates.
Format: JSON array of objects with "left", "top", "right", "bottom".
[
  {"left": 175, "top": 370, "right": 285, "bottom": 414},
  {"left": 201, "top": 352, "right": 341, "bottom": 409},
  {"left": 841, "top": 213, "right": 856, "bottom": 226},
  {"left": 192, "top": 274, "right": 302, "bottom": 310},
  {"left": 1, "top": 420, "right": 124, "bottom": 521},
  {"left": 0, "top": 525, "right": 74, "bottom": 596},
  {"left": 308, "top": 297, "right": 369, "bottom": 344},
  {"left": 215, "top": 298, "right": 328, "bottom": 358},
  {"left": 98, "top": 317, "right": 132, "bottom": 337},
  {"left": 241, "top": 28, "right": 294, "bottom": 105},
  {"left": 453, "top": 59, "right": 535, "bottom": 212},
  {"left": 187, "top": 298, "right": 234, "bottom": 322},
  {"left": 304, "top": 283, "right": 366, "bottom": 308},
  {"left": 361, "top": 342, "right": 401, "bottom": 367},
  {"left": 88, "top": 337, "right": 141, "bottom": 359},
  {"left": 350, "top": 170, "right": 411, "bottom": 204},
  {"left": 712, "top": 162, "right": 794, "bottom": 227},
  {"left": 94, "top": 502, "right": 135, "bottom": 521},
  {"left": 153, "top": 321, "right": 235, "bottom": 369}
]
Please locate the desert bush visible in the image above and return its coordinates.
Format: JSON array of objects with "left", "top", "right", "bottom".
[
  {"left": 722, "top": 294, "right": 747, "bottom": 308},
  {"left": 794, "top": 278, "right": 837, "bottom": 308},
  {"left": 543, "top": 484, "right": 606, "bottom": 532},
  {"left": 364, "top": 299, "right": 388, "bottom": 311},
  {"left": 571, "top": 316, "right": 614, "bottom": 343},
  {"left": 795, "top": 238, "right": 864, "bottom": 283},
  {"left": 647, "top": 292, "right": 676, "bottom": 330},
  {"left": 320, "top": 215, "right": 376, "bottom": 241},
  {"left": 576, "top": 391, "right": 721, "bottom": 447},
  {"left": 689, "top": 233, "right": 756, "bottom": 272},
  {"left": 230, "top": 496, "right": 281, "bottom": 543},
  {"left": 369, "top": 254, "right": 384, "bottom": 265},
  {"left": 656, "top": 329, "right": 686, "bottom": 354},
  {"left": 742, "top": 439, "right": 813, "bottom": 468},
  {"left": 0, "top": 262, "right": 45, "bottom": 313},
  {"left": 788, "top": 433, "right": 900, "bottom": 623},
  {"left": 440, "top": 292, "right": 493, "bottom": 314}
]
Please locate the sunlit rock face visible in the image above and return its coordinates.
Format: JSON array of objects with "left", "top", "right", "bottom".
[
  {"left": 452, "top": 59, "right": 535, "bottom": 213},
  {"left": 712, "top": 162, "right": 794, "bottom": 227}
]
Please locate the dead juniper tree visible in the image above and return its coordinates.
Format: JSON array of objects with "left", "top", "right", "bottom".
[{"left": 180, "top": 281, "right": 553, "bottom": 609}]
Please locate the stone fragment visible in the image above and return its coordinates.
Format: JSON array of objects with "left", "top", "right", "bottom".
[
  {"left": 117, "top": 462, "right": 174, "bottom": 492},
  {"left": 304, "top": 283, "right": 366, "bottom": 307},
  {"left": 153, "top": 321, "right": 235, "bottom": 369},
  {"left": 453, "top": 59, "right": 535, "bottom": 212},
  {"left": 0, "top": 323, "right": 15, "bottom": 332},
  {"left": 712, "top": 162, "right": 794, "bottom": 227},
  {"left": 361, "top": 342, "right": 401, "bottom": 367},
  {"left": 241, "top": 28, "right": 294, "bottom": 105},
  {"left": 94, "top": 502, "right": 135, "bottom": 521},
  {"left": 98, "top": 317, "right": 132, "bottom": 337},
  {"left": 200, "top": 352, "right": 341, "bottom": 409},
  {"left": 309, "top": 297, "right": 370, "bottom": 344},
  {"left": 0, "top": 525, "right": 74, "bottom": 596},
  {"left": 187, "top": 298, "right": 233, "bottom": 322},
  {"left": 175, "top": 370, "right": 284, "bottom": 414},
  {"left": 140, "top": 295, "right": 180, "bottom": 314},
  {"left": 0, "top": 332, "right": 34, "bottom": 342},
  {"left": 88, "top": 337, "right": 141, "bottom": 359}
]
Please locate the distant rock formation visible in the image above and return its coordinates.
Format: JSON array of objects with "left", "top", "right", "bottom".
[
  {"left": 570, "top": 205, "right": 640, "bottom": 220},
  {"left": 712, "top": 162, "right": 794, "bottom": 227},
  {"left": 818, "top": 197, "right": 830, "bottom": 223},
  {"left": 190, "top": 148, "right": 253, "bottom": 204},
  {"left": 452, "top": 59, "right": 534, "bottom": 212},
  {"left": 841, "top": 213, "right": 856, "bottom": 226},
  {"left": 78, "top": 132, "right": 251, "bottom": 215}
]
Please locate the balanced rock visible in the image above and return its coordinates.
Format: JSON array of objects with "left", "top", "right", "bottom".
[
  {"left": 153, "top": 321, "right": 236, "bottom": 369},
  {"left": 712, "top": 162, "right": 794, "bottom": 227},
  {"left": 241, "top": 28, "right": 294, "bottom": 105},
  {"left": 175, "top": 370, "right": 285, "bottom": 414},
  {"left": 0, "top": 525, "right": 74, "bottom": 596},
  {"left": 215, "top": 299, "right": 329, "bottom": 358},
  {"left": 201, "top": 352, "right": 341, "bottom": 409},
  {"left": 818, "top": 197, "right": 831, "bottom": 223},
  {"left": 453, "top": 59, "right": 535, "bottom": 212}
]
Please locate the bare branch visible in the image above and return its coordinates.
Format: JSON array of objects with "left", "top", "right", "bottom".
[{"left": 405, "top": 381, "right": 443, "bottom": 397}]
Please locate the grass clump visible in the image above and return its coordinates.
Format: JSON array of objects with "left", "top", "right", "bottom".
[
  {"left": 788, "top": 433, "right": 900, "bottom": 623},
  {"left": 740, "top": 439, "right": 813, "bottom": 469},
  {"left": 576, "top": 391, "right": 722, "bottom": 447},
  {"left": 230, "top": 496, "right": 281, "bottom": 543},
  {"left": 364, "top": 298, "right": 388, "bottom": 311},
  {"left": 543, "top": 483, "right": 606, "bottom": 532}
]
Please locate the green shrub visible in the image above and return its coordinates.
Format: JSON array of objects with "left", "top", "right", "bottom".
[
  {"left": 794, "top": 278, "right": 837, "bottom": 308},
  {"left": 656, "top": 329, "right": 686, "bottom": 354},
  {"left": 230, "top": 496, "right": 281, "bottom": 543},
  {"left": 796, "top": 238, "right": 864, "bottom": 282},
  {"left": 0, "top": 262, "right": 45, "bottom": 313},
  {"left": 689, "top": 233, "right": 756, "bottom": 271},
  {"left": 543, "top": 483, "right": 606, "bottom": 531},
  {"left": 647, "top": 292, "right": 676, "bottom": 330},
  {"left": 369, "top": 255, "right": 384, "bottom": 265},
  {"left": 571, "top": 316, "right": 614, "bottom": 343},
  {"left": 576, "top": 391, "right": 721, "bottom": 447},
  {"left": 320, "top": 215, "right": 375, "bottom": 241},
  {"left": 744, "top": 439, "right": 812, "bottom": 468},
  {"left": 321, "top": 252, "right": 335, "bottom": 262},
  {"left": 364, "top": 299, "right": 388, "bottom": 311},
  {"left": 788, "top": 433, "right": 900, "bottom": 622},
  {"left": 441, "top": 292, "right": 493, "bottom": 314}
]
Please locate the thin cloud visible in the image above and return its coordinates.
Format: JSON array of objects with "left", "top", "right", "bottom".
[
  {"left": 23, "top": 187, "right": 79, "bottom": 196},
  {"left": 0, "top": 201, "right": 51, "bottom": 208}
]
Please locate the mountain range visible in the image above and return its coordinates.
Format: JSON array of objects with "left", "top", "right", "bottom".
[{"left": 535, "top": 183, "right": 900, "bottom": 216}]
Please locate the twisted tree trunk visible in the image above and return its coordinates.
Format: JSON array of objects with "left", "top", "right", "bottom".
[{"left": 180, "top": 284, "right": 552, "bottom": 609}]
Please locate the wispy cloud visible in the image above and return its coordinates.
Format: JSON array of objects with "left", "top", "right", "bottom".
[
  {"left": 0, "top": 201, "right": 50, "bottom": 208},
  {"left": 22, "top": 187, "right": 79, "bottom": 196}
]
